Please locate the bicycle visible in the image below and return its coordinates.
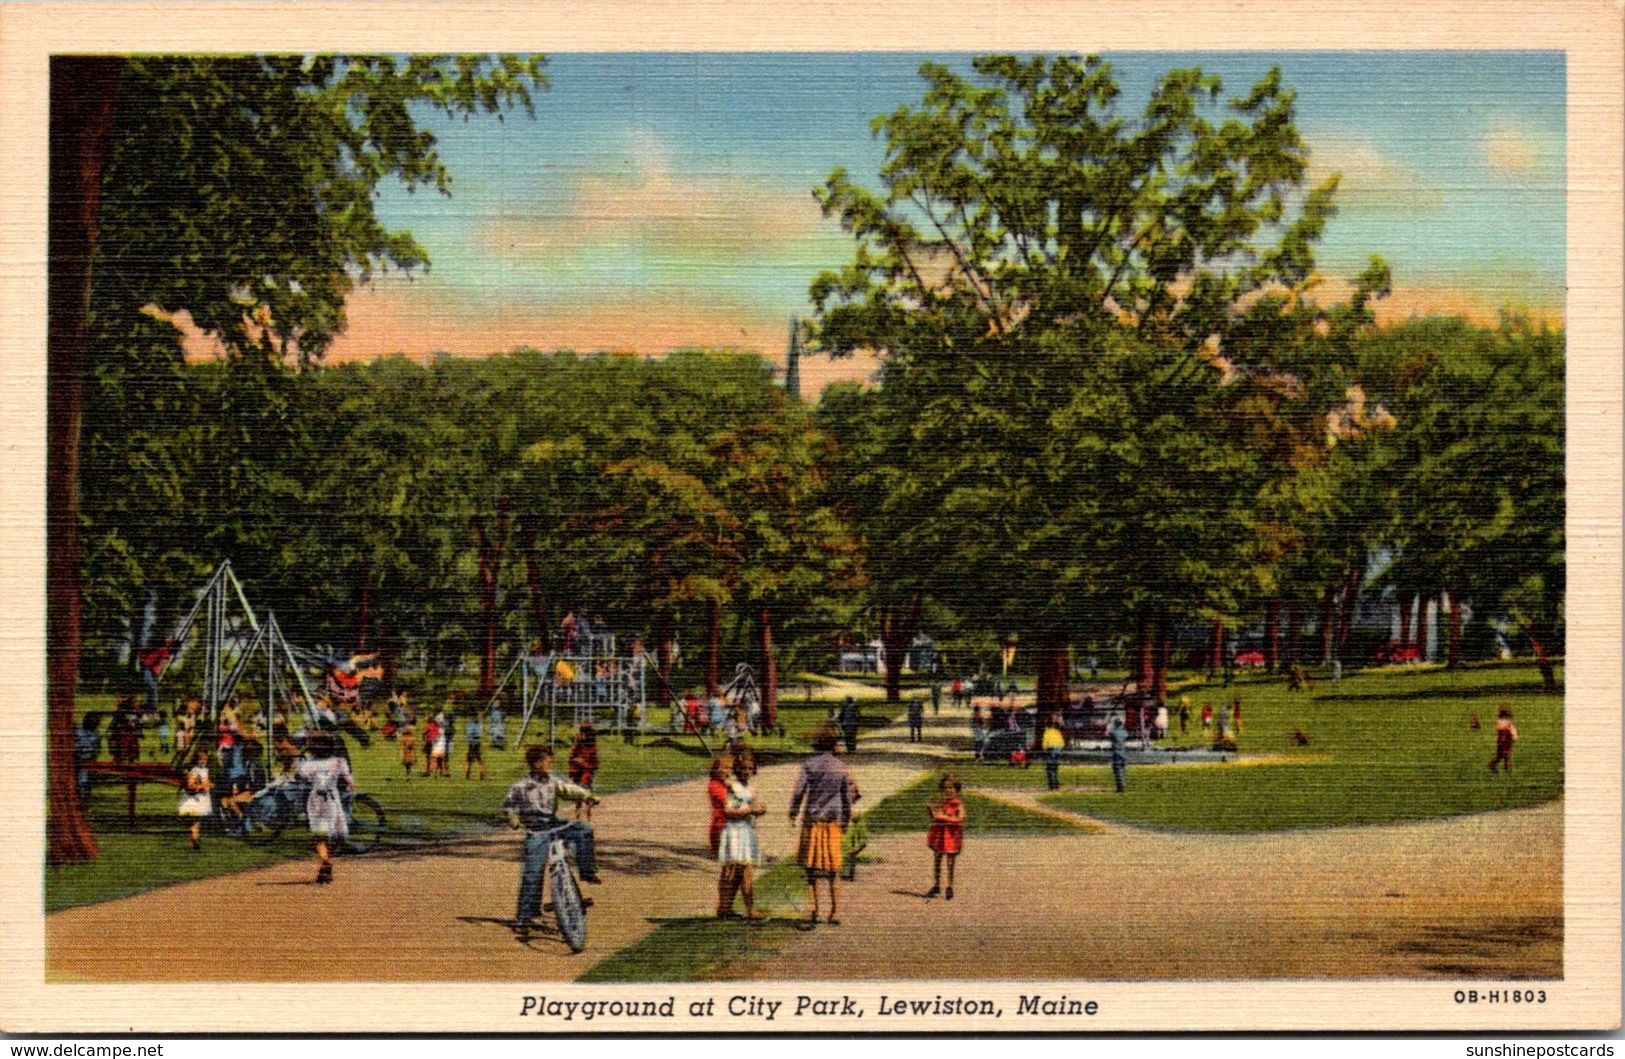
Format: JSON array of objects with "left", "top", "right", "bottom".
[
  {"left": 224, "top": 774, "right": 387, "bottom": 853},
  {"left": 511, "top": 811, "right": 598, "bottom": 953},
  {"left": 539, "top": 831, "right": 588, "bottom": 952}
]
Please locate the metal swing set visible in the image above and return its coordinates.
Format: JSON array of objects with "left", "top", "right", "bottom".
[{"left": 145, "top": 560, "right": 327, "bottom": 766}]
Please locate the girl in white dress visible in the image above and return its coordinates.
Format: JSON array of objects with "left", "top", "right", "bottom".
[
  {"left": 295, "top": 731, "right": 355, "bottom": 883},
  {"left": 176, "top": 759, "right": 213, "bottom": 850},
  {"left": 715, "top": 748, "right": 766, "bottom": 921}
]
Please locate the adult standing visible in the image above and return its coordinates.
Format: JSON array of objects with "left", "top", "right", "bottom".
[
  {"left": 1109, "top": 716, "right": 1129, "bottom": 793},
  {"left": 840, "top": 696, "right": 860, "bottom": 754},
  {"left": 296, "top": 732, "right": 355, "bottom": 883},
  {"left": 788, "top": 723, "right": 857, "bottom": 927},
  {"left": 907, "top": 696, "right": 925, "bottom": 743},
  {"left": 930, "top": 681, "right": 942, "bottom": 716}
]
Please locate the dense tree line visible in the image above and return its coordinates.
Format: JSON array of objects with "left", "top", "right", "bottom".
[
  {"left": 80, "top": 350, "right": 859, "bottom": 709},
  {"left": 806, "top": 54, "right": 1563, "bottom": 705},
  {"left": 52, "top": 52, "right": 1563, "bottom": 864}
]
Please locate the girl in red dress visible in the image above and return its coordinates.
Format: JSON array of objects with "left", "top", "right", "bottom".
[
  {"left": 706, "top": 752, "right": 733, "bottom": 856},
  {"left": 925, "top": 773, "right": 965, "bottom": 900}
]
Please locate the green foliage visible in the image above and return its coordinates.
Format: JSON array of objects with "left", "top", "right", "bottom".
[
  {"left": 809, "top": 54, "right": 1396, "bottom": 653},
  {"left": 94, "top": 55, "right": 546, "bottom": 358},
  {"left": 1355, "top": 317, "right": 1565, "bottom": 650},
  {"left": 1030, "top": 662, "right": 1562, "bottom": 829}
]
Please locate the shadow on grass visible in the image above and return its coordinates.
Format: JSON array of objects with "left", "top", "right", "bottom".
[{"left": 1314, "top": 684, "right": 1560, "bottom": 704}]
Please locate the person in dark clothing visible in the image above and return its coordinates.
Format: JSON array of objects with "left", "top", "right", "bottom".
[
  {"left": 1109, "top": 717, "right": 1130, "bottom": 793},
  {"left": 840, "top": 696, "right": 860, "bottom": 754},
  {"left": 907, "top": 697, "right": 925, "bottom": 743}
]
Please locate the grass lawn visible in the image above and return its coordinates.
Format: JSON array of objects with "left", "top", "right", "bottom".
[
  {"left": 578, "top": 858, "right": 809, "bottom": 982},
  {"left": 1033, "top": 661, "right": 1562, "bottom": 831},
  {"left": 48, "top": 689, "right": 898, "bottom": 911},
  {"left": 860, "top": 773, "right": 1094, "bottom": 835}
]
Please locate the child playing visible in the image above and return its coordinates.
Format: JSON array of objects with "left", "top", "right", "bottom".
[
  {"left": 925, "top": 773, "right": 964, "bottom": 901},
  {"left": 716, "top": 747, "right": 767, "bottom": 920},
  {"left": 177, "top": 757, "right": 213, "bottom": 850},
  {"left": 463, "top": 713, "right": 487, "bottom": 781},
  {"left": 568, "top": 724, "right": 599, "bottom": 820},
  {"left": 1488, "top": 706, "right": 1518, "bottom": 772},
  {"left": 399, "top": 724, "right": 418, "bottom": 778},
  {"left": 157, "top": 711, "right": 173, "bottom": 755},
  {"left": 1201, "top": 702, "right": 1213, "bottom": 733},
  {"left": 425, "top": 717, "right": 447, "bottom": 777}
]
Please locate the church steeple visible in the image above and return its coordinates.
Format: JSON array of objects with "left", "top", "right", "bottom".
[{"left": 783, "top": 316, "right": 801, "bottom": 402}]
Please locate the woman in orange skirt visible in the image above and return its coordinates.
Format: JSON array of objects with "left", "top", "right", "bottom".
[{"left": 788, "top": 723, "right": 856, "bottom": 926}]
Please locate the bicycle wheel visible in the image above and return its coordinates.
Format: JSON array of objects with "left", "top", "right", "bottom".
[
  {"left": 344, "top": 793, "right": 387, "bottom": 854},
  {"left": 548, "top": 845, "right": 588, "bottom": 953},
  {"left": 229, "top": 792, "right": 286, "bottom": 844},
  {"left": 239, "top": 805, "right": 286, "bottom": 844}
]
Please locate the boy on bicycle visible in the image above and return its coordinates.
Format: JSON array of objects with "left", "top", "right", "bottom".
[{"left": 504, "top": 745, "right": 601, "bottom": 933}]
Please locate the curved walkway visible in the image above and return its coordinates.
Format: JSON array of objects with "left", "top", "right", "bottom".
[{"left": 47, "top": 690, "right": 1561, "bottom": 981}]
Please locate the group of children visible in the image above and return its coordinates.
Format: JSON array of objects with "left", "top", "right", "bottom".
[{"left": 705, "top": 739, "right": 967, "bottom": 921}]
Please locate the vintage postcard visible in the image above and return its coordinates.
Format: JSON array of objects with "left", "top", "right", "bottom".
[{"left": 0, "top": 0, "right": 1619, "bottom": 1036}]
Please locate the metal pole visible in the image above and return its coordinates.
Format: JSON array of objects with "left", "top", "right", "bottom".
[
  {"left": 266, "top": 609, "right": 276, "bottom": 777},
  {"left": 205, "top": 573, "right": 219, "bottom": 718},
  {"left": 225, "top": 560, "right": 261, "bottom": 632}
]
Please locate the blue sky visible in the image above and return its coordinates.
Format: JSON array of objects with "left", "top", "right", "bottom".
[{"left": 334, "top": 51, "right": 1566, "bottom": 384}]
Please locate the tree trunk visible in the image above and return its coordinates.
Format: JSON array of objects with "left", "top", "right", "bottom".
[
  {"left": 655, "top": 612, "right": 675, "bottom": 706},
  {"left": 1319, "top": 586, "right": 1337, "bottom": 665},
  {"left": 47, "top": 57, "right": 123, "bottom": 865},
  {"left": 517, "top": 522, "right": 552, "bottom": 652},
  {"left": 1336, "top": 567, "right": 1360, "bottom": 655},
  {"left": 1262, "top": 602, "right": 1280, "bottom": 672},
  {"left": 878, "top": 597, "right": 921, "bottom": 703},
  {"left": 706, "top": 598, "right": 722, "bottom": 699},
  {"left": 354, "top": 561, "right": 371, "bottom": 652},
  {"left": 1285, "top": 601, "right": 1301, "bottom": 669},
  {"left": 378, "top": 619, "right": 398, "bottom": 696},
  {"left": 472, "top": 501, "right": 511, "bottom": 700},
  {"left": 757, "top": 609, "right": 778, "bottom": 729},
  {"left": 1527, "top": 628, "right": 1559, "bottom": 692},
  {"left": 1211, "top": 616, "right": 1227, "bottom": 674},
  {"left": 1134, "top": 611, "right": 1154, "bottom": 691},
  {"left": 1446, "top": 587, "right": 1463, "bottom": 669},
  {"left": 1034, "top": 629, "right": 1070, "bottom": 716},
  {"left": 1152, "top": 611, "right": 1171, "bottom": 706}
]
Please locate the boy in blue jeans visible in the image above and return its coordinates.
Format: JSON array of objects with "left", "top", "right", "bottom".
[{"left": 504, "top": 745, "right": 600, "bottom": 936}]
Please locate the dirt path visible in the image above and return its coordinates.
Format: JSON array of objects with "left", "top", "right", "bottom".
[
  {"left": 48, "top": 695, "right": 1563, "bottom": 982},
  {"left": 46, "top": 753, "right": 927, "bottom": 981},
  {"left": 742, "top": 800, "right": 1562, "bottom": 980}
]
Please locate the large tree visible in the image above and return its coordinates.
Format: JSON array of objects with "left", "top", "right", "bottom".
[
  {"left": 809, "top": 54, "right": 1383, "bottom": 710},
  {"left": 49, "top": 54, "right": 546, "bottom": 864}
]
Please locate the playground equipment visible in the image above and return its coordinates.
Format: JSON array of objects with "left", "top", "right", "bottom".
[
  {"left": 138, "top": 560, "right": 326, "bottom": 731},
  {"left": 139, "top": 559, "right": 260, "bottom": 720},
  {"left": 488, "top": 632, "right": 669, "bottom": 746},
  {"left": 488, "top": 633, "right": 762, "bottom": 752}
]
